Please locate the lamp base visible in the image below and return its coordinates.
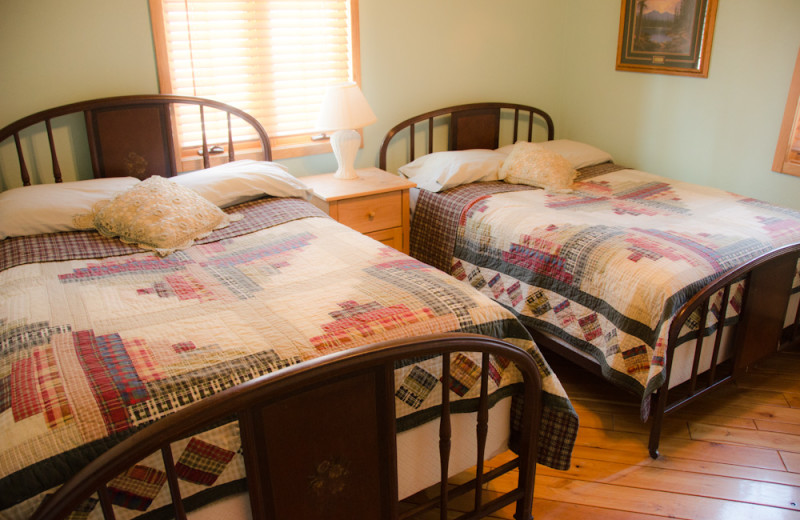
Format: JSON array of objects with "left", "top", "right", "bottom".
[{"left": 330, "top": 128, "right": 361, "bottom": 180}]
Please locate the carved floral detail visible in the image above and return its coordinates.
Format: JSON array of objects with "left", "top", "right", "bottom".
[
  {"left": 309, "top": 458, "right": 350, "bottom": 499},
  {"left": 124, "top": 151, "right": 148, "bottom": 177}
]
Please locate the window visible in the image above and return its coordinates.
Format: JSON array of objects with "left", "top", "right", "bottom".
[
  {"left": 773, "top": 47, "right": 800, "bottom": 177},
  {"left": 149, "top": 0, "right": 359, "bottom": 162}
]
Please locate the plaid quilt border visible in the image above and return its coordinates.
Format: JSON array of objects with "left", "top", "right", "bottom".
[{"left": 0, "top": 197, "right": 328, "bottom": 272}]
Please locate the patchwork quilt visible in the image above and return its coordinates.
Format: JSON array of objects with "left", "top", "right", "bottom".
[
  {"left": 0, "top": 197, "right": 577, "bottom": 519},
  {"left": 411, "top": 167, "right": 800, "bottom": 416}
]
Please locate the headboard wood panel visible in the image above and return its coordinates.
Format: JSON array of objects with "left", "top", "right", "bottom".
[
  {"left": 379, "top": 102, "right": 554, "bottom": 171},
  {"left": 0, "top": 95, "right": 271, "bottom": 187},
  {"left": 87, "top": 103, "right": 175, "bottom": 179}
]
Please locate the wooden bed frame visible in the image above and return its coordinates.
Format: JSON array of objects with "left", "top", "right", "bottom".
[
  {"left": 379, "top": 101, "right": 800, "bottom": 458},
  {"left": 30, "top": 333, "right": 543, "bottom": 520},
  {"left": 0, "top": 96, "right": 548, "bottom": 520},
  {"left": 0, "top": 94, "right": 271, "bottom": 185}
]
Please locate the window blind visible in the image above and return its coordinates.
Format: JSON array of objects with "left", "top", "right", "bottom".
[{"left": 151, "top": 0, "right": 355, "bottom": 149}]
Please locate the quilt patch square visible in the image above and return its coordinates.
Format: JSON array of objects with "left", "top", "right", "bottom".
[
  {"left": 526, "top": 290, "right": 552, "bottom": 317},
  {"left": 35, "top": 347, "right": 72, "bottom": 428},
  {"left": 488, "top": 354, "right": 511, "bottom": 386},
  {"left": 175, "top": 437, "right": 236, "bottom": 485},
  {"left": 553, "top": 299, "right": 576, "bottom": 327},
  {"left": 578, "top": 313, "right": 602, "bottom": 341},
  {"left": 11, "top": 356, "right": 42, "bottom": 421},
  {"left": 396, "top": 366, "right": 438, "bottom": 409},
  {"left": 107, "top": 464, "right": 167, "bottom": 511},
  {"left": 467, "top": 268, "right": 487, "bottom": 290},
  {"left": 451, "top": 260, "right": 467, "bottom": 281},
  {"left": 487, "top": 273, "right": 505, "bottom": 299},
  {"left": 507, "top": 281, "right": 523, "bottom": 306},
  {"left": 447, "top": 353, "right": 481, "bottom": 397},
  {"left": 622, "top": 345, "right": 650, "bottom": 374}
]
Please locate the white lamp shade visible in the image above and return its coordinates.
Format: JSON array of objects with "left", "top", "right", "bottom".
[
  {"left": 316, "top": 82, "right": 377, "bottom": 132},
  {"left": 316, "top": 83, "right": 377, "bottom": 180}
]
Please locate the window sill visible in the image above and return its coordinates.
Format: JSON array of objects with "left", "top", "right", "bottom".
[
  {"left": 272, "top": 139, "right": 332, "bottom": 160},
  {"left": 179, "top": 138, "right": 334, "bottom": 171}
]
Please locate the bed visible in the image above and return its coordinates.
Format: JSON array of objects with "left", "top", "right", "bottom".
[
  {"left": 0, "top": 96, "right": 579, "bottom": 520},
  {"left": 379, "top": 101, "right": 800, "bottom": 458}
]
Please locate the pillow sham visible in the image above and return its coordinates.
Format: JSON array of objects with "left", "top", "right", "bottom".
[
  {"left": 172, "top": 160, "right": 312, "bottom": 208},
  {"left": 73, "top": 175, "right": 241, "bottom": 256},
  {"left": 496, "top": 139, "right": 613, "bottom": 169},
  {"left": 499, "top": 141, "right": 577, "bottom": 192},
  {"left": 398, "top": 150, "right": 507, "bottom": 192},
  {"left": 0, "top": 176, "right": 141, "bottom": 239}
]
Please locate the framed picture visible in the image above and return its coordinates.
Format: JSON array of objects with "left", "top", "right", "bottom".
[{"left": 616, "top": 0, "right": 718, "bottom": 77}]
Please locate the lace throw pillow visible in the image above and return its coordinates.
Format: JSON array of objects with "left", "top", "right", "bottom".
[
  {"left": 73, "top": 175, "right": 241, "bottom": 256},
  {"left": 500, "top": 141, "right": 577, "bottom": 193}
]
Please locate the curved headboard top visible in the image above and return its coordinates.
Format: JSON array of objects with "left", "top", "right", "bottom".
[
  {"left": 379, "top": 102, "right": 554, "bottom": 172},
  {"left": 0, "top": 94, "right": 271, "bottom": 188}
]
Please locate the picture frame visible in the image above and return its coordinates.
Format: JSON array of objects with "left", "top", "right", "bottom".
[{"left": 616, "top": 0, "right": 718, "bottom": 78}]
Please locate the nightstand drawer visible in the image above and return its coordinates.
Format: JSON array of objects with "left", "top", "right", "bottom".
[
  {"left": 365, "top": 227, "right": 404, "bottom": 249},
  {"left": 336, "top": 192, "right": 402, "bottom": 234}
]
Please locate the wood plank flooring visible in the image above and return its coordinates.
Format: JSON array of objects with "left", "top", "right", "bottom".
[{"left": 433, "top": 348, "right": 800, "bottom": 519}]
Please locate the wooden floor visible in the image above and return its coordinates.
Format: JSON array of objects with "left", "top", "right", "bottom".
[{"left": 434, "top": 348, "right": 800, "bottom": 519}]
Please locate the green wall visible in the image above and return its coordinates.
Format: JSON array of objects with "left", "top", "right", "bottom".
[
  {"left": 0, "top": 1, "right": 158, "bottom": 124},
  {"left": 1, "top": 0, "right": 798, "bottom": 208},
  {"left": 557, "top": 0, "right": 800, "bottom": 210}
]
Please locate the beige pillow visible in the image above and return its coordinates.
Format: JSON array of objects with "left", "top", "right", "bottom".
[
  {"left": 0, "top": 177, "right": 140, "bottom": 239},
  {"left": 496, "top": 139, "right": 613, "bottom": 169},
  {"left": 73, "top": 175, "right": 241, "bottom": 256},
  {"left": 499, "top": 141, "right": 577, "bottom": 192}
]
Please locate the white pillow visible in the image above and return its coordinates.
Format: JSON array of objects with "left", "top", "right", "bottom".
[
  {"left": 73, "top": 176, "right": 241, "bottom": 256},
  {"left": 499, "top": 141, "right": 577, "bottom": 193},
  {"left": 496, "top": 139, "right": 612, "bottom": 169},
  {"left": 172, "top": 160, "right": 313, "bottom": 208},
  {"left": 0, "top": 176, "right": 141, "bottom": 239},
  {"left": 398, "top": 150, "right": 507, "bottom": 192}
]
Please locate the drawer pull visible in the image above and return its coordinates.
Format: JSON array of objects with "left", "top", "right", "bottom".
[{"left": 368, "top": 211, "right": 376, "bottom": 221}]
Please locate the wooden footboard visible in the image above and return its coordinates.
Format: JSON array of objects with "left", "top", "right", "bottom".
[
  {"left": 647, "top": 242, "right": 800, "bottom": 457},
  {"left": 31, "top": 333, "right": 543, "bottom": 520},
  {"left": 533, "top": 243, "right": 800, "bottom": 459}
]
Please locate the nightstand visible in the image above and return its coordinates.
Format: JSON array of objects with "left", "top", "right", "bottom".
[{"left": 303, "top": 167, "right": 416, "bottom": 253}]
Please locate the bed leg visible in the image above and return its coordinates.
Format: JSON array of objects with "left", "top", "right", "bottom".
[
  {"left": 648, "top": 443, "right": 660, "bottom": 459},
  {"left": 648, "top": 415, "right": 661, "bottom": 459},
  {"left": 648, "top": 391, "right": 666, "bottom": 459}
]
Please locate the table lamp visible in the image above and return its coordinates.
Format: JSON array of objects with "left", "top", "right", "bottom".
[{"left": 316, "top": 82, "right": 377, "bottom": 180}]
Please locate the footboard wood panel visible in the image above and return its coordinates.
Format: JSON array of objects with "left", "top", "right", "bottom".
[{"left": 732, "top": 251, "right": 798, "bottom": 370}]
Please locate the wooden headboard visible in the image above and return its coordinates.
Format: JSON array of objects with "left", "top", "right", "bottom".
[
  {"left": 379, "top": 102, "right": 554, "bottom": 171},
  {"left": 0, "top": 95, "right": 271, "bottom": 188}
]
